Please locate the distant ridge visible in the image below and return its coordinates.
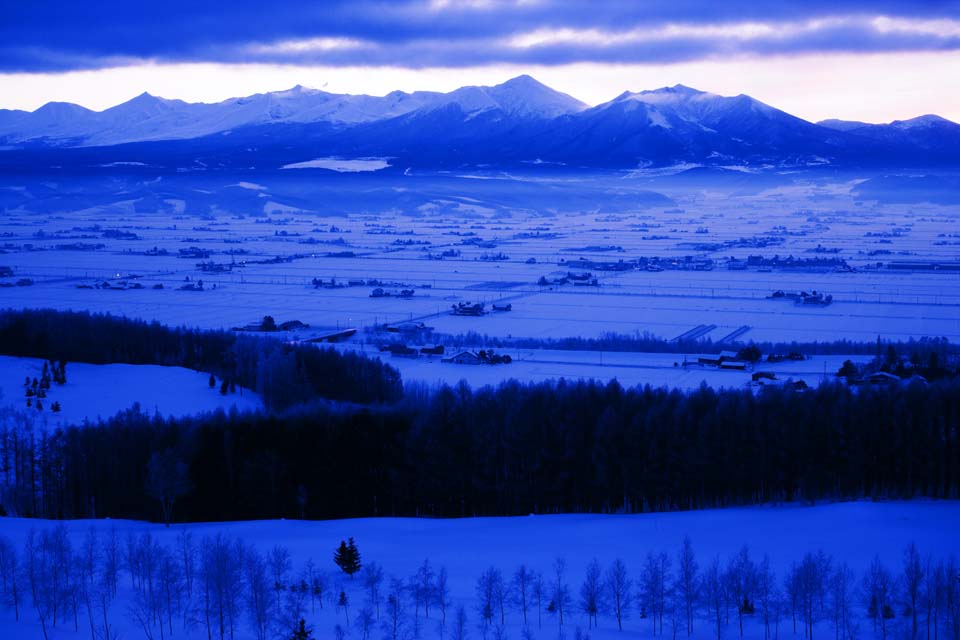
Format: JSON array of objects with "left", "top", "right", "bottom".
[{"left": 0, "top": 76, "right": 957, "bottom": 170}]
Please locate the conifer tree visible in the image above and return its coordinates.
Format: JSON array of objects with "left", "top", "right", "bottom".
[
  {"left": 291, "top": 618, "right": 313, "bottom": 640},
  {"left": 334, "top": 538, "right": 362, "bottom": 578}
]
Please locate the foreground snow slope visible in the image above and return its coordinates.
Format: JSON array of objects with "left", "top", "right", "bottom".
[
  {"left": 0, "top": 501, "right": 956, "bottom": 639},
  {"left": 0, "top": 355, "right": 263, "bottom": 426}
]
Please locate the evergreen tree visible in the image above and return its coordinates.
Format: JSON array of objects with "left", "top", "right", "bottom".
[
  {"left": 291, "top": 619, "right": 313, "bottom": 640},
  {"left": 334, "top": 538, "right": 362, "bottom": 578}
]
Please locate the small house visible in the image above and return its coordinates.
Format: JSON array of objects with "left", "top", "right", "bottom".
[{"left": 442, "top": 351, "right": 483, "bottom": 365}]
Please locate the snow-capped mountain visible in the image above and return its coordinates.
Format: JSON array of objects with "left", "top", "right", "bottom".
[
  {"left": 0, "top": 75, "right": 587, "bottom": 148},
  {"left": 0, "top": 76, "right": 956, "bottom": 169}
]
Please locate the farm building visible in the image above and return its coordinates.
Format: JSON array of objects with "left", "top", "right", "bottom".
[
  {"left": 442, "top": 351, "right": 484, "bottom": 365},
  {"left": 698, "top": 351, "right": 740, "bottom": 366}
]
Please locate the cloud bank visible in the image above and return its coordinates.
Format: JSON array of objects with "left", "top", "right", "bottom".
[{"left": 4, "top": 0, "right": 960, "bottom": 71}]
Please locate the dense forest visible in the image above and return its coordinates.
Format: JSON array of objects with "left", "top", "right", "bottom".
[
  {"left": 1, "top": 376, "right": 958, "bottom": 523},
  {"left": 0, "top": 309, "right": 958, "bottom": 524}
]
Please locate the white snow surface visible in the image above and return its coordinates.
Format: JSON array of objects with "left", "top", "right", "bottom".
[
  {"left": 281, "top": 157, "right": 391, "bottom": 172},
  {"left": 0, "top": 356, "right": 263, "bottom": 426},
  {"left": 0, "top": 500, "right": 957, "bottom": 639}
]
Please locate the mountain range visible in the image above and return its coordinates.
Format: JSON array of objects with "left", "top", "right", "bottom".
[{"left": 1, "top": 75, "right": 958, "bottom": 170}]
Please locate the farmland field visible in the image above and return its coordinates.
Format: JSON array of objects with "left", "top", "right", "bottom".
[{"left": 0, "top": 170, "right": 958, "bottom": 364}]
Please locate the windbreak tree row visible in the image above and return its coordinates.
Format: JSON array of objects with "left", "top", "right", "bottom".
[{"left": 0, "top": 376, "right": 958, "bottom": 522}]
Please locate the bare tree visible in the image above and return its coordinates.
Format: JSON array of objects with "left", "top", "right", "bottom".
[
  {"left": 905, "top": 543, "right": 925, "bottom": 640},
  {"left": 642, "top": 552, "right": 672, "bottom": 635},
  {"left": 514, "top": 564, "right": 532, "bottom": 627},
  {"left": 704, "top": 557, "right": 727, "bottom": 640},
  {"left": 921, "top": 556, "right": 943, "bottom": 640},
  {"left": 727, "top": 546, "right": 758, "bottom": 638},
  {"left": 606, "top": 558, "right": 631, "bottom": 631},
  {"left": 356, "top": 605, "right": 375, "bottom": 640},
  {"left": 941, "top": 557, "right": 959, "bottom": 640},
  {"left": 244, "top": 546, "right": 273, "bottom": 640},
  {"left": 532, "top": 571, "right": 545, "bottom": 630},
  {"left": 494, "top": 566, "right": 508, "bottom": 627},
  {"left": 145, "top": 449, "right": 192, "bottom": 527},
  {"left": 678, "top": 537, "right": 699, "bottom": 637},
  {"left": 453, "top": 604, "right": 469, "bottom": 640},
  {"left": 77, "top": 529, "right": 100, "bottom": 640},
  {"left": 477, "top": 566, "right": 500, "bottom": 628},
  {"left": 200, "top": 534, "right": 243, "bottom": 640},
  {"left": 829, "top": 562, "right": 856, "bottom": 640},
  {"left": 864, "top": 555, "right": 895, "bottom": 640},
  {"left": 436, "top": 566, "right": 451, "bottom": 631},
  {"left": 269, "top": 545, "right": 292, "bottom": 613},
  {"left": 311, "top": 567, "right": 329, "bottom": 613},
  {"left": 102, "top": 529, "right": 120, "bottom": 599},
  {"left": 756, "top": 555, "right": 780, "bottom": 640},
  {"left": 362, "top": 561, "right": 384, "bottom": 620},
  {"left": 176, "top": 529, "right": 195, "bottom": 599},
  {"left": 157, "top": 543, "right": 185, "bottom": 639},
  {"left": 25, "top": 529, "right": 52, "bottom": 640},
  {"left": 580, "top": 558, "right": 604, "bottom": 629},
  {"left": 384, "top": 576, "right": 406, "bottom": 640},
  {"left": 416, "top": 558, "right": 436, "bottom": 619},
  {"left": 0, "top": 534, "right": 21, "bottom": 621},
  {"left": 551, "top": 557, "right": 572, "bottom": 628}
]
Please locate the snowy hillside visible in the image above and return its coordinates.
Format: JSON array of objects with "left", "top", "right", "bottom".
[
  {"left": 0, "top": 501, "right": 956, "bottom": 640},
  {"left": 0, "top": 355, "right": 262, "bottom": 425}
]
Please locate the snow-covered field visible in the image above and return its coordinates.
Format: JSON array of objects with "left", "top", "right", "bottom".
[
  {"left": 0, "top": 501, "right": 956, "bottom": 639},
  {"left": 0, "top": 355, "right": 262, "bottom": 426},
  {"left": 338, "top": 344, "right": 872, "bottom": 390},
  {"left": 1, "top": 172, "right": 958, "bottom": 388},
  {"left": 1, "top": 186, "right": 957, "bottom": 339}
]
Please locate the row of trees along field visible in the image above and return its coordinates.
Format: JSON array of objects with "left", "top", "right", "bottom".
[
  {"left": 0, "top": 375, "right": 958, "bottom": 521},
  {"left": 0, "top": 528, "right": 957, "bottom": 640}
]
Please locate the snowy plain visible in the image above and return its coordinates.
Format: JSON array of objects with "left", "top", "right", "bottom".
[{"left": 1, "top": 172, "right": 958, "bottom": 349}]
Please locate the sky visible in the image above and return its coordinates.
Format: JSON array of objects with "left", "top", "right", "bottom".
[{"left": 2, "top": 0, "right": 960, "bottom": 123}]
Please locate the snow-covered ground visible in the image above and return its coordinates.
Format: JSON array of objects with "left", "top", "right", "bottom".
[
  {"left": 281, "top": 157, "right": 391, "bottom": 172},
  {"left": 338, "top": 344, "right": 872, "bottom": 390},
  {"left": 0, "top": 500, "right": 956, "bottom": 639},
  {"left": 0, "top": 355, "right": 262, "bottom": 426},
  {"left": 1, "top": 173, "right": 958, "bottom": 394}
]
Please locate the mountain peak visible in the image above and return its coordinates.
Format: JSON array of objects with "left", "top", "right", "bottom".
[
  {"left": 470, "top": 75, "right": 587, "bottom": 118},
  {"left": 639, "top": 84, "right": 707, "bottom": 97},
  {"left": 497, "top": 74, "right": 544, "bottom": 88},
  {"left": 891, "top": 114, "right": 956, "bottom": 129}
]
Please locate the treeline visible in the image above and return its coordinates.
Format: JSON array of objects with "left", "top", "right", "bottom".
[
  {"left": 0, "top": 309, "right": 402, "bottom": 410},
  {"left": 2, "top": 377, "right": 958, "bottom": 522},
  {"left": 435, "top": 330, "right": 959, "bottom": 359},
  {"left": 0, "top": 527, "right": 958, "bottom": 640}
]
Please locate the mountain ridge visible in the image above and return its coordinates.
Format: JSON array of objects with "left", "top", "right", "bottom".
[{"left": 0, "top": 76, "right": 957, "bottom": 169}]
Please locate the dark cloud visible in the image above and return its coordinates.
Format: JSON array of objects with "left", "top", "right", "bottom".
[{"left": 3, "top": 0, "right": 960, "bottom": 72}]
